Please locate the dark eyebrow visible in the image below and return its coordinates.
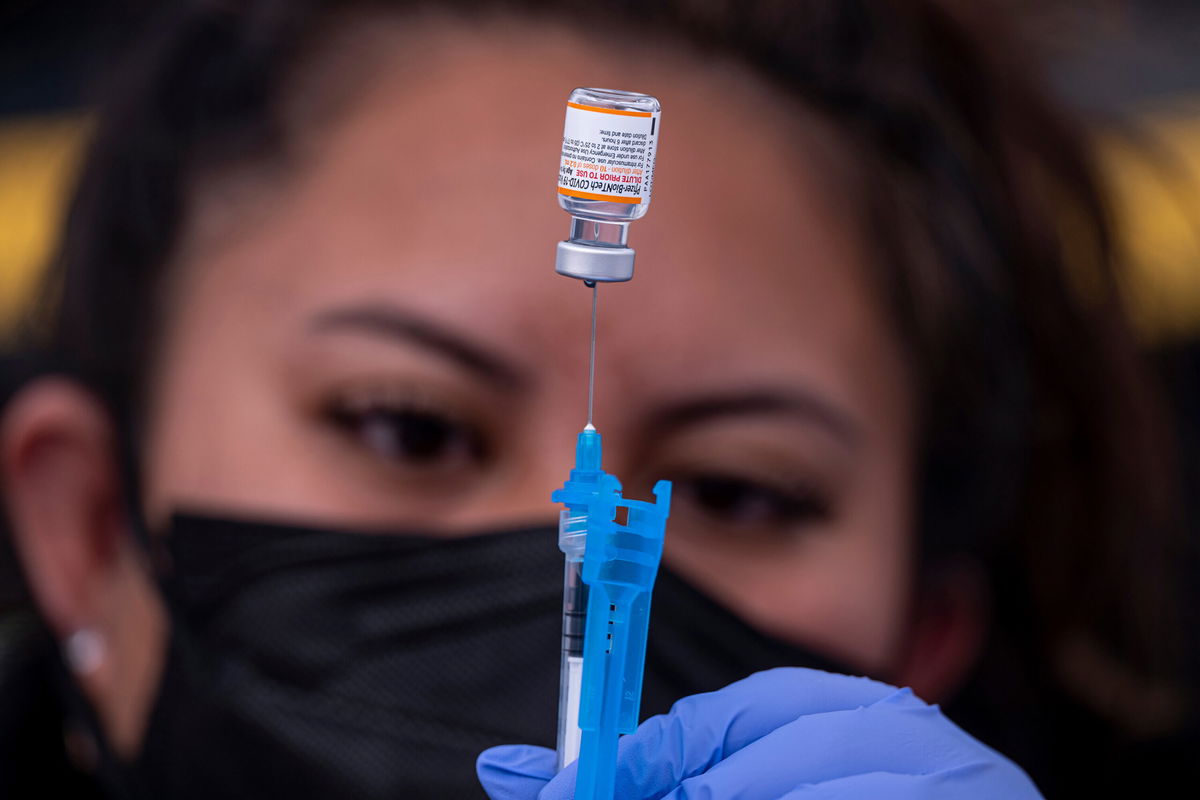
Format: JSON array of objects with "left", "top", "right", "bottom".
[
  {"left": 310, "top": 305, "right": 528, "bottom": 389},
  {"left": 646, "top": 388, "right": 861, "bottom": 448}
]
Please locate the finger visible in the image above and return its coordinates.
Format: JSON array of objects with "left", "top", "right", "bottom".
[
  {"left": 540, "top": 668, "right": 914, "bottom": 800},
  {"left": 476, "top": 745, "right": 558, "bottom": 800},
  {"left": 777, "top": 765, "right": 1043, "bottom": 800},
  {"left": 659, "top": 695, "right": 1034, "bottom": 800}
]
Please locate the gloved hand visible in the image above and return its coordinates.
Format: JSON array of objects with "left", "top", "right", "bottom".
[{"left": 477, "top": 667, "right": 1041, "bottom": 799}]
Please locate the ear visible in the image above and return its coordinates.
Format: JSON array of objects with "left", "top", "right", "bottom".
[
  {"left": 2, "top": 378, "right": 124, "bottom": 633},
  {"left": 1, "top": 377, "right": 167, "bottom": 759},
  {"left": 892, "top": 556, "right": 989, "bottom": 704}
]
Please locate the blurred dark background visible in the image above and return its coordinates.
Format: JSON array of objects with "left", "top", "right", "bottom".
[{"left": 0, "top": 0, "right": 154, "bottom": 116}]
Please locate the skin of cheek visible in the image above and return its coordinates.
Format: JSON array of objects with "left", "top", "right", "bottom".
[{"left": 143, "top": 21, "right": 917, "bottom": 672}]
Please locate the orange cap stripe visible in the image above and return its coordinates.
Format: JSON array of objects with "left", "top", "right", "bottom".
[
  {"left": 558, "top": 187, "right": 643, "bottom": 204},
  {"left": 566, "top": 101, "right": 653, "bottom": 118}
]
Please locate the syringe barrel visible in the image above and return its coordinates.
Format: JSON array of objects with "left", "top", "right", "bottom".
[
  {"left": 561, "top": 556, "right": 589, "bottom": 656},
  {"left": 557, "top": 556, "right": 589, "bottom": 770}
]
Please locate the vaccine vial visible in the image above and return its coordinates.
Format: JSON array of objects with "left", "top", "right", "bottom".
[{"left": 555, "top": 87, "right": 661, "bottom": 282}]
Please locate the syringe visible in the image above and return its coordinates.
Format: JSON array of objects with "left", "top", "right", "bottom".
[{"left": 551, "top": 429, "right": 671, "bottom": 790}]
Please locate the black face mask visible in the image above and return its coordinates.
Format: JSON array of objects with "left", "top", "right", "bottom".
[{"left": 85, "top": 512, "right": 854, "bottom": 800}]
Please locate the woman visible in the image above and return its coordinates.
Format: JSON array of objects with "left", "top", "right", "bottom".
[{"left": 0, "top": 0, "right": 1184, "bottom": 797}]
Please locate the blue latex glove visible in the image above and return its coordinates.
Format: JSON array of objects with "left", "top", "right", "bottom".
[{"left": 477, "top": 668, "right": 1041, "bottom": 799}]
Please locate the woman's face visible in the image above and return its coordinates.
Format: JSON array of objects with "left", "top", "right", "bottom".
[{"left": 143, "top": 19, "right": 916, "bottom": 674}]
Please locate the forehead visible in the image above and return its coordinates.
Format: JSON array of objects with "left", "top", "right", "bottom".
[{"left": 176, "top": 16, "right": 901, "bottom": 424}]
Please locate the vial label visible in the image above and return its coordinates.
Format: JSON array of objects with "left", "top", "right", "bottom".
[{"left": 558, "top": 102, "right": 660, "bottom": 205}]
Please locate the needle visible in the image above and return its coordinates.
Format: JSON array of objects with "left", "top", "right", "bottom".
[{"left": 585, "top": 280, "right": 597, "bottom": 431}]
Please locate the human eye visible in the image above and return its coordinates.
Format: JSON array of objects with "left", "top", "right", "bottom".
[
  {"left": 322, "top": 384, "right": 489, "bottom": 476},
  {"left": 666, "top": 468, "right": 831, "bottom": 535}
]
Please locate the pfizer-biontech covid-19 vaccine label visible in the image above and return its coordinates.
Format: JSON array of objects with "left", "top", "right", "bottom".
[{"left": 558, "top": 101, "right": 659, "bottom": 205}]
